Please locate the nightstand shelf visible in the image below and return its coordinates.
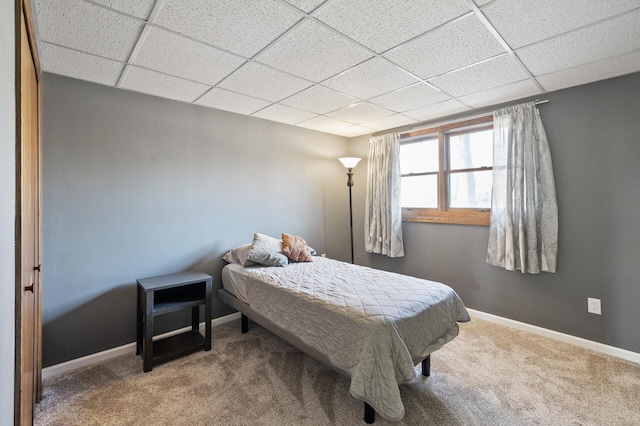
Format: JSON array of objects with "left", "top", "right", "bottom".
[
  {"left": 136, "top": 272, "right": 212, "bottom": 372},
  {"left": 152, "top": 329, "right": 206, "bottom": 366}
]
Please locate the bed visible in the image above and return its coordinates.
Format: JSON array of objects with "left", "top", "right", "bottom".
[{"left": 218, "top": 244, "right": 470, "bottom": 423}]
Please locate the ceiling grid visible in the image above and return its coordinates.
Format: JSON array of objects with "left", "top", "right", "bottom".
[{"left": 34, "top": 0, "right": 640, "bottom": 136}]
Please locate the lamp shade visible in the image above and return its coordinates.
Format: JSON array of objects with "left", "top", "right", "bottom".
[{"left": 338, "top": 157, "right": 361, "bottom": 169}]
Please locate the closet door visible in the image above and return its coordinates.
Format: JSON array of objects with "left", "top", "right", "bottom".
[{"left": 17, "top": 1, "right": 42, "bottom": 424}]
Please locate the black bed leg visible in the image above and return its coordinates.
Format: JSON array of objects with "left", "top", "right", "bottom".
[
  {"left": 241, "top": 314, "right": 248, "bottom": 334},
  {"left": 422, "top": 355, "right": 431, "bottom": 377},
  {"left": 364, "top": 402, "right": 375, "bottom": 424}
]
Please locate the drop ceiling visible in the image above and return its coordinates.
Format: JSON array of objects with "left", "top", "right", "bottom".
[{"left": 35, "top": 0, "right": 640, "bottom": 137}]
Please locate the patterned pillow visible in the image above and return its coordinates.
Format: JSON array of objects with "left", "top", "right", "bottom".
[
  {"left": 246, "top": 233, "right": 289, "bottom": 267},
  {"left": 282, "top": 233, "right": 313, "bottom": 262}
]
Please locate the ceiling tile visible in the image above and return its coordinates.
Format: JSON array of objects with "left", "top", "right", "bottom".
[
  {"left": 329, "top": 125, "right": 375, "bottom": 138},
  {"left": 35, "top": 0, "right": 143, "bottom": 61},
  {"left": 482, "top": 0, "right": 640, "bottom": 49},
  {"left": 252, "top": 104, "right": 318, "bottom": 124},
  {"left": 314, "top": 0, "right": 470, "bottom": 53},
  {"left": 153, "top": 0, "right": 302, "bottom": 58},
  {"left": 384, "top": 15, "right": 505, "bottom": 79},
  {"left": 119, "top": 66, "right": 210, "bottom": 103},
  {"left": 280, "top": 85, "right": 359, "bottom": 114},
  {"left": 536, "top": 50, "right": 640, "bottom": 92},
  {"left": 361, "top": 114, "right": 418, "bottom": 131},
  {"left": 369, "top": 83, "right": 450, "bottom": 112},
  {"left": 429, "top": 54, "right": 529, "bottom": 97},
  {"left": 91, "top": 0, "right": 156, "bottom": 19},
  {"left": 218, "top": 62, "right": 313, "bottom": 102},
  {"left": 283, "top": 0, "right": 326, "bottom": 13},
  {"left": 516, "top": 9, "right": 640, "bottom": 76},
  {"left": 40, "top": 42, "right": 125, "bottom": 86},
  {"left": 323, "top": 57, "right": 419, "bottom": 100},
  {"left": 256, "top": 19, "right": 373, "bottom": 82},
  {"left": 297, "top": 116, "right": 352, "bottom": 132},
  {"left": 34, "top": 0, "right": 640, "bottom": 137},
  {"left": 194, "top": 88, "right": 271, "bottom": 115},
  {"left": 327, "top": 102, "right": 394, "bottom": 124},
  {"left": 403, "top": 99, "right": 472, "bottom": 121},
  {"left": 458, "top": 79, "right": 541, "bottom": 108},
  {"left": 133, "top": 27, "right": 246, "bottom": 86}
]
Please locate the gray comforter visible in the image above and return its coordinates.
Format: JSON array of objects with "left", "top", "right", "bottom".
[{"left": 245, "top": 257, "right": 470, "bottom": 421}]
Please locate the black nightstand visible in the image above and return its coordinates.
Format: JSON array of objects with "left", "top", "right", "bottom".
[{"left": 136, "top": 272, "right": 212, "bottom": 372}]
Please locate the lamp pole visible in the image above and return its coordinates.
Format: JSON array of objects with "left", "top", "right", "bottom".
[
  {"left": 339, "top": 157, "right": 361, "bottom": 265},
  {"left": 347, "top": 168, "right": 355, "bottom": 264}
]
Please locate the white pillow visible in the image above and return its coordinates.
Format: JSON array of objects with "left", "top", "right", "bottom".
[
  {"left": 222, "top": 244, "right": 258, "bottom": 266},
  {"left": 245, "top": 233, "right": 289, "bottom": 267}
]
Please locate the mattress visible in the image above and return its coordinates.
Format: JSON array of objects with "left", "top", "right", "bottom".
[
  {"left": 220, "top": 257, "right": 470, "bottom": 421},
  {"left": 221, "top": 262, "right": 264, "bottom": 304}
]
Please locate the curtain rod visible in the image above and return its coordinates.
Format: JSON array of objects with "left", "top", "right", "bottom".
[{"left": 378, "top": 99, "right": 551, "bottom": 138}]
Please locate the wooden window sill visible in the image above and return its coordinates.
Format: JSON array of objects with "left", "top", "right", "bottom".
[{"left": 402, "top": 209, "right": 490, "bottom": 226}]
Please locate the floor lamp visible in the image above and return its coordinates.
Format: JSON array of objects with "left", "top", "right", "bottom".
[{"left": 338, "top": 157, "right": 361, "bottom": 264}]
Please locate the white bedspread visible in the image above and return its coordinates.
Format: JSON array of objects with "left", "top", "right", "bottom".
[{"left": 242, "top": 257, "right": 470, "bottom": 421}]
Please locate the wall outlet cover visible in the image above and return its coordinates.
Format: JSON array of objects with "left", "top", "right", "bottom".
[{"left": 587, "top": 297, "right": 601, "bottom": 315}]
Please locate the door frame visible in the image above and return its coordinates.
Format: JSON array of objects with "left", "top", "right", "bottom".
[{"left": 14, "top": 0, "right": 42, "bottom": 423}]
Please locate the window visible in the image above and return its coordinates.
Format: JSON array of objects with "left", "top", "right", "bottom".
[{"left": 400, "top": 116, "right": 493, "bottom": 225}]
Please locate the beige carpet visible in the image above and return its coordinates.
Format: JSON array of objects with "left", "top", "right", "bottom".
[{"left": 35, "top": 318, "right": 640, "bottom": 425}]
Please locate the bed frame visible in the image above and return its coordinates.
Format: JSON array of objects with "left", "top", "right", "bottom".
[{"left": 218, "top": 288, "right": 431, "bottom": 424}]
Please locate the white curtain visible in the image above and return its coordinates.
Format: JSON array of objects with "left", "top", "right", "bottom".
[
  {"left": 487, "top": 102, "right": 558, "bottom": 273},
  {"left": 365, "top": 133, "right": 404, "bottom": 258}
]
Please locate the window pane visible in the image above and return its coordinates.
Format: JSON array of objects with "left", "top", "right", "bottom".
[
  {"left": 449, "top": 170, "right": 492, "bottom": 208},
  {"left": 400, "top": 139, "right": 438, "bottom": 174},
  {"left": 401, "top": 175, "right": 437, "bottom": 208},
  {"left": 449, "top": 129, "right": 493, "bottom": 170}
]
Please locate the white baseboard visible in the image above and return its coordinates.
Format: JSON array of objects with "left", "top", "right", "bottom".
[
  {"left": 42, "top": 312, "right": 241, "bottom": 380},
  {"left": 467, "top": 308, "right": 640, "bottom": 365},
  {"left": 44, "top": 309, "right": 639, "bottom": 379}
]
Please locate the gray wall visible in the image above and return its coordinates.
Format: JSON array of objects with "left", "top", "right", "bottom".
[
  {"left": 350, "top": 71, "right": 640, "bottom": 354},
  {"left": 0, "top": 0, "right": 15, "bottom": 421},
  {"left": 42, "top": 73, "right": 352, "bottom": 367},
  {"left": 41, "top": 69, "right": 640, "bottom": 367}
]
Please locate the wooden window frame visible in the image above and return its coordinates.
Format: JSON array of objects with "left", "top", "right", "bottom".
[{"left": 400, "top": 116, "right": 493, "bottom": 226}]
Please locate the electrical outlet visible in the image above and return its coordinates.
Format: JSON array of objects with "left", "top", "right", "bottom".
[
  {"left": 587, "top": 298, "right": 601, "bottom": 315},
  {"left": 320, "top": 253, "right": 326, "bottom": 258}
]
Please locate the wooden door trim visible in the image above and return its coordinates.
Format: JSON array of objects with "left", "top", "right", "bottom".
[
  {"left": 14, "top": 2, "right": 24, "bottom": 423},
  {"left": 15, "top": 0, "right": 42, "bottom": 423},
  {"left": 22, "top": 0, "right": 41, "bottom": 77}
]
